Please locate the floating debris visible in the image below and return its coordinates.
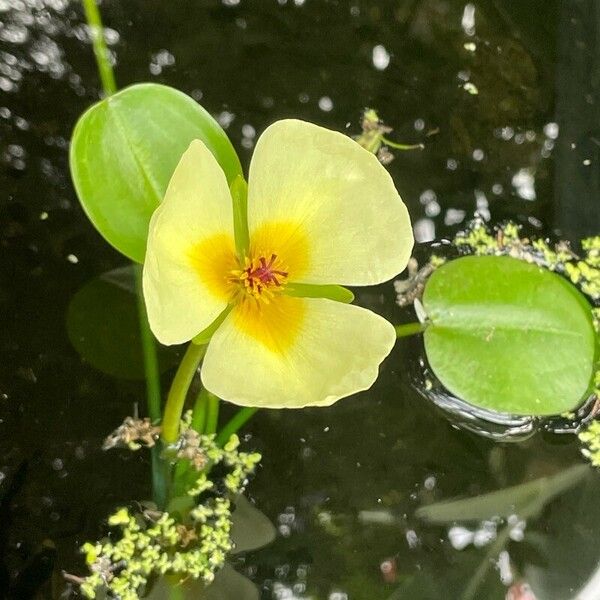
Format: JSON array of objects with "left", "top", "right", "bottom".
[
  {"left": 354, "top": 108, "right": 424, "bottom": 164},
  {"left": 102, "top": 416, "right": 161, "bottom": 451}
]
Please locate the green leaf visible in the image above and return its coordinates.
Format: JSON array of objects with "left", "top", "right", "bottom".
[
  {"left": 284, "top": 283, "right": 355, "bottom": 303},
  {"left": 70, "top": 83, "right": 242, "bottom": 263},
  {"left": 230, "top": 495, "right": 276, "bottom": 554},
  {"left": 145, "top": 565, "right": 259, "bottom": 600},
  {"left": 416, "top": 463, "right": 589, "bottom": 523},
  {"left": 422, "top": 255, "right": 596, "bottom": 415},
  {"left": 66, "top": 266, "right": 175, "bottom": 379}
]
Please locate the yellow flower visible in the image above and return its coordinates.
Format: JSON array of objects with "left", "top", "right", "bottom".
[{"left": 143, "top": 119, "right": 413, "bottom": 408}]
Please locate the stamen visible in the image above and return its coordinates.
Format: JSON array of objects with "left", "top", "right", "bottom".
[{"left": 229, "top": 253, "right": 289, "bottom": 302}]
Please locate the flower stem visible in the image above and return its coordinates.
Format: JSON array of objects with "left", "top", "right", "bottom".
[
  {"left": 81, "top": 0, "right": 116, "bottom": 96},
  {"left": 134, "top": 266, "right": 161, "bottom": 422},
  {"left": 161, "top": 343, "right": 207, "bottom": 444},
  {"left": 204, "top": 393, "right": 220, "bottom": 435},
  {"left": 395, "top": 322, "right": 428, "bottom": 338},
  {"left": 216, "top": 407, "right": 258, "bottom": 446},
  {"left": 134, "top": 265, "right": 166, "bottom": 506},
  {"left": 191, "top": 387, "right": 210, "bottom": 433}
]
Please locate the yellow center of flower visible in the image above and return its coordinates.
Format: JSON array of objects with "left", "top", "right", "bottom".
[
  {"left": 230, "top": 254, "right": 288, "bottom": 303},
  {"left": 188, "top": 222, "right": 310, "bottom": 353}
]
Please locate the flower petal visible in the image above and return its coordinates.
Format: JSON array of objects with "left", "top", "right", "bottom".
[
  {"left": 143, "top": 140, "right": 235, "bottom": 345},
  {"left": 247, "top": 119, "right": 413, "bottom": 286},
  {"left": 201, "top": 297, "right": 396, "bottom": 408}
]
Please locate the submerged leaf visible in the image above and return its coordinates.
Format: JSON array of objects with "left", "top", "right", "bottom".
[
  {"left": 416, "top": 463, "right": 589, "bottom": 523},
  {"left": 422, "top": 256, "right": 597, "bottom": 415},
  {"left": 66, "top": 266, "right": 175, "bottom": 379},
  {"left": 145, "top": 565, "right": 259, "bottom": 600},
  {"left": 230, "top": 495, "right": 276, "bottom": 554},
  {"left": 70, "top": 83, "right": 242, "bottom": 262}
]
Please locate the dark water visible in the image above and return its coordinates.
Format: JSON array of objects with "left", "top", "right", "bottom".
[{"left": 1, "top": 0, "right": 600, "bottom": 598}]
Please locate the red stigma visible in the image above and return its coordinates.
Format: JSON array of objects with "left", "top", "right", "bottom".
[{"left": 245, "top": 254, "right": 288, "bottom": 289}]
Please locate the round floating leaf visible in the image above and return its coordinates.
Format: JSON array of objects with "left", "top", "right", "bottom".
[
  {"left": 422, "top": 255, "right": 596, "bottom": 415},
  {"left": 70, "top": 83, "right": 242, "bottom": 262},
  {"left": 66, "top": 266, "right": 176, "bottom": 379}
]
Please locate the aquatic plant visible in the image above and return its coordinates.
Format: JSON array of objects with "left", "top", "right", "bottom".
[
  {"left": 67, "top": 0, "right": 416, "bottom": 595},
  {"left": 65, "top": 0, "right": 600, "bottom": 596}
]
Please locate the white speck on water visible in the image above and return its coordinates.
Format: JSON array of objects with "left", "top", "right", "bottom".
[
  {"left": 414, "top": 118, "right": 425, "bottom": 131},
  {"left": 318, "top": 96, "right": 333, "bottom": 112},
  {"left": 405, "top": 529, "right": 420, "bottom": 549},
  {"left": 414, "top": 218, "right": 435, "bottom": 243},
  {"left": 424, "top": 475, "right": 436, "bottom": 490},
  {"left": 419, "top": 189, "right": 437, "bottom": 204},
  {"left": 449, "top": 525, "right": 474, "bottom": 550},
  {"left": 463, "top": 82, "right": 479, "bottom": 95},
  {"left": 149, "top": 49, "right": 175, "bottom": 75},
  {"left": 425, "top": 201, "right": 440, "bottom": 217},
  {"left": 475, "top": 189, "right": 490, "bottom": 220},
  {"left": 52, "top": 458, "right": 63, "bottom": 471},
  {"left": 242, "top": 124, "right": 256, "bottom": 138},
  {"left": 445, "top": 208, "right": 466, "bottom": 226},
  {"left": 461, "top": 3, "right": 476, "bottom": 35},
  {"left": 67, "top": 254, "right": 78, "bottom": 264},
  {"left": 583, "top": 158, "right": 592, "bottom": 166},
  {"left": 497, "top": 550, "right": 513, "bottom": 585},
  {"left": 544, "top": 122, "right": 559, "bottom": 139},
  {"left": 472, "top": 148, "right": 484, "bottom": 161},
  {"left": 372, "top": 44, "right": 390, "bottom": 70},
  {"left": 39, "top": 211, "right": 48, "bottom": 220},
  {"left": 217, "top": 110, "right": 235, "bottom": 128},
  {"left": 463, "top": 42, "right": 476, "bottom": 52},
  {"left": 473, "top": 520, "right": 497, "bottom": 547},
  {"left": 512, "top": 168, "right": 536, "bottom": 200}
]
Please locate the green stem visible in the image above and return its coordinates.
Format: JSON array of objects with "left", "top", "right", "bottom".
[
  {"left": 216, "top": 407, "right": 259, "bottom": 446},
  {"left": 395, "top": 322, "right": 428, "bottom": 338},
  {"left": 134, "top": 266, "right": 161, "bottom": 422},
  {"left": 461, "top": 526, "right": 512, "bottom": 600},
  {"left": 191, "top": 387, "right": 210, "bottom": 433},
  {"left": 81, "top": 0, "right": 117, "bottom": 95},
  {"left": 204, "top": 393, "right": 220, "bottom": 435},
  {"left": 171, "top": 387, "right": 212, "bottom": 497},
  {"left": 134, "top": 265, "right": 166, "bottom": 505},
  {"left": 161, "top": 343, "right": 207, "bottom": 444},
  {"left": 381, "top": 136, "right": 424, "bottom": 151}
]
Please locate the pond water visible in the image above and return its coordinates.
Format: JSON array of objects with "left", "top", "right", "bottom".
[{"left": 1, "top": 0, "right": 600, "bottom": 598}]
